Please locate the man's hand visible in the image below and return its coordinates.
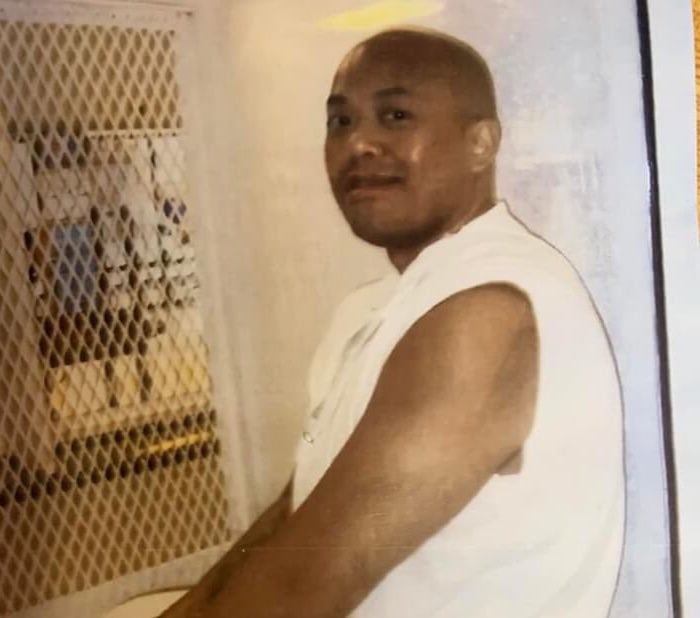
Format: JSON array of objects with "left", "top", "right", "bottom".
[{"left": 184, "top": 283, "right": 539, "bottom": 618}]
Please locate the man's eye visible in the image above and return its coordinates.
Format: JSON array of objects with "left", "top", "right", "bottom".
[
  {"left": 327, "top": 115, "right": 352, "bottom": 130},
  {"left": 381, "top": 109, "right": 412, "bottom": 123}
]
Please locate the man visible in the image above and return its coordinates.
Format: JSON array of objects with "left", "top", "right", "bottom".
[{"left": 162, "top": 27, "right": 624, "bottom": 617}]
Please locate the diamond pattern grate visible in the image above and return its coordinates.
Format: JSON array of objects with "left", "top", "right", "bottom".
[{"left": 0, "top": 16, "right": 233, "bottom": 616}]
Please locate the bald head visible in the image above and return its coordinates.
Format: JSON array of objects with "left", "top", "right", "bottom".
[
  {"left": 325, "top": 28, "right": 502, "bottom": 268},
  {"left": 335, "top": 28, "right": 498, "bottom": 123}
]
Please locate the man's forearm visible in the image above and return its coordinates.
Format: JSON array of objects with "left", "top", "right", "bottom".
[{"left": 159, "top": 481, "right": 293, "bottom": 617}]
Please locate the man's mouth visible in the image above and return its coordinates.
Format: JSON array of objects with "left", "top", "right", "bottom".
[{"left": 344, "top": 174, "right": 405, "bottom": 196}]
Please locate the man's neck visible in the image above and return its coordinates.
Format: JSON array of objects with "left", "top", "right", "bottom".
[{"left": 387, "top": 194, "right": 497, "bottom": 273}]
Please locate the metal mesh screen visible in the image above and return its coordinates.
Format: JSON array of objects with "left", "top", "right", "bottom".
[{"left": 0, "top": 14, "right": 233, "bottom": 616}]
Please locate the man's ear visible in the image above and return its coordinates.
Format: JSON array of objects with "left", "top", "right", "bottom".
[{"left": 466, "top": 119, "right": 501, "bottom": 172}]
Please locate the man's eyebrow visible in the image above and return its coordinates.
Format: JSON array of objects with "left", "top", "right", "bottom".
[
  {"left": 326, "top": 93, "right": 347, "bottom": 107},
  {"left": 374, "top": 86, "right": 410, "bottom": 98},
  {"left": 326, "top": 86, "right": 411, "bottom": 107}
]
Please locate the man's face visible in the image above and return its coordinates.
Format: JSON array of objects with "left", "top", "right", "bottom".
[{"left": 324, "top": 45, "right": 475, "bottom": 250}]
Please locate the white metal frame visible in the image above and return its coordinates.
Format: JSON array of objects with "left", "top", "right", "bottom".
[{"left": 0, "top": 0, "right": 192, "bottom": 30}]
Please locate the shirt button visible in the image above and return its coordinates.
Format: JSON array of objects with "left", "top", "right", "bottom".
[{"left": 302, "top": 431, "right": 315, "bottom": 444}]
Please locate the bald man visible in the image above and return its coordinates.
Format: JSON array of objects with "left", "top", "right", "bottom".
[{"left": 161, "top": 28, "right": 624, "bottom": 618}]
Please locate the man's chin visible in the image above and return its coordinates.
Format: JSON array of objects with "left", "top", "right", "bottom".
[
  {"left": 344, "top": 218, "right": 436, "bottom": 251},
  {"left": 338, "top": 198, "right": 443, "bottom": 250}
]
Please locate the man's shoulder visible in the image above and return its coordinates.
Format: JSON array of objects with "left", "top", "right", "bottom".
[
  {"left": 374, "top": 282, "right": 539, "bottom": 456},
  {"left": 413, "top": 203, "right": 585, "bottom": 293},
  {"left": 441, "top": 206, "right": 594, "bottom": 306},
  {"left": 400, "top": 283, "right": 537, "bottom": 360}
]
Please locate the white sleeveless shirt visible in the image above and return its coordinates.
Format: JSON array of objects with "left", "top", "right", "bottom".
[{"left": 292, "top": 202, "right": 625, "bottom": 617}]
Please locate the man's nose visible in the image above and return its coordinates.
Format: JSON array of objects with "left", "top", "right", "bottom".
[{"left": 347, "top": 125, "right": 384, "bottom": 159}]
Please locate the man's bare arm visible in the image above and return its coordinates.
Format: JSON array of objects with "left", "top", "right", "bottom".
[
  {"left": 158, "top": 481, "right": 292, "bottom": 617},
  {"left": 188, "top": 282, "right": 539, "bottom": 617}
]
